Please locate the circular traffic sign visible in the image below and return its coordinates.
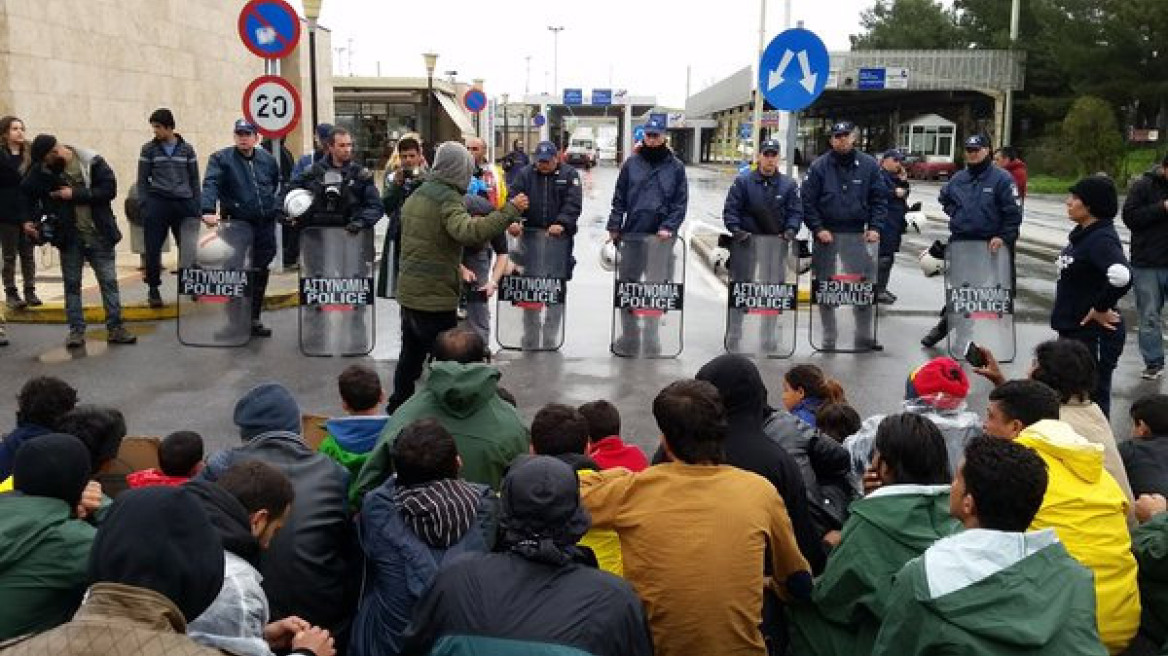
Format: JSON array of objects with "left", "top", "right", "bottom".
[
  {"left": 464, "top": 89, "right": 487, "bottom": 114},
  {"left": 532, "top": 114, "right": 546, "bottom": 127},
  {"left": 633, "top": 125, "right": 645, "bottom": 142},
  {"left": 238, "top": 0, "right": 302, "bottom": 60},
  {"left": 242, "top": 75, "right": 302, "bottom": 139}
]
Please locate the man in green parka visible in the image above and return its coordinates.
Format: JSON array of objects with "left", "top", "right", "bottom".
[
  {"left": 1133, "top": 494, "right": 1168, "bottom": 655},
  {"left": 788, "top": 413, "right": 960, "bottom": 656},
  {"left": 0, "top": 434, "right": 97, "bottom": 640},
  {"left": 386, "top": 141, "right": 528, "bottom": 413},
  {"left": 872, "top": 437, "right": 1107, "bottom": 656}
]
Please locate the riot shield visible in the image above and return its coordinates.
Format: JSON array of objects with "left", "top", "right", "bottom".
[
  {"left": 945, "top": 240, "right": 1015, "bottom": 363},
  {"left": 808, "top": 233, "right": 879, "bottom": 353},
  {"left": 299, "top": 227, "right": 376, "bottom": 357},
  {"left": 496, "top": 228, "right": 571, "bottom": 351},
  {"left": 177, "top": 218, "right": 254, "bottom": 347},
  {"left": 610, "top": 234, "right": 686, "bottom": 358},
  {"left": 725, "top": 235, "right": 798, "bottom": 358}
]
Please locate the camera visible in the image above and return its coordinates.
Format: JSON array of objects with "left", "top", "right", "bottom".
[
  {"left": 31, "top": 213, "right": 60, "bottom": 247},
  {"left": 322, "top": 170, "right": 344, "bottom": 203}
]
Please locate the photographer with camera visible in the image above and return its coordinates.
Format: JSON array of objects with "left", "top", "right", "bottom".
[
  {"left": 21, "top": 134, "right": 137, "bottom": 348},
  {"left": 200, "top": 119, "right": 284, "bottom": 338},
  {"left": 377, "top": 135, "right": 427, "bottom": 299}
]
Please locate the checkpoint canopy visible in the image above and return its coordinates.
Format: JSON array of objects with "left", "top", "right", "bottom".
[
  {"left": 177, "top": 218, "right": 255, "bottom": 348},
  {"left": 299, "top": 227, "right": 376, "bottom": 357},
  {"left": 945, "top": 239, "right": 1016, "bottom": 363},
  {"left": 496, "top": 229, "right": 572, "bottom": 352},
  {"left": 725, "top": 235, "right": 798, "bottom": 358},
  {"left": 809, "top": 233, "right": 879, "bottom": 353},
  {"left": 611, "top": 234, "right": 686, "bottom": 359}
]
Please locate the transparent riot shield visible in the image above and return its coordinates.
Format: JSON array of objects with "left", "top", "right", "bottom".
[
  {"left": 299, "top": 227, "right": 376, "bottom": 357},
  {"left": 610, "top": 234, "right": 686, "bottom": 358},
  {"left": 496, "top": 229, "right": 571, "bottom": 351},
  {"left": 808, "top": 234, "right": 879, "bottom": 353},
  {"left": 945, "top": 240, "right": 1016, "bottom": 363},
  {"left": 725, "top": 235, "right": 798, "bottom": 358},
  {"left": 177, "top": 218, "right": 254, "bottom": 347}
]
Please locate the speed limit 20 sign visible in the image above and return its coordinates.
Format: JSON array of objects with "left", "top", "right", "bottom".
[{"left": 242, "top": 75, "right": 302, "bottom": 139}]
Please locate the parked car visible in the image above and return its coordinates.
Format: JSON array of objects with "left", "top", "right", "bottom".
[
  {"left": 565, "top": 137, "right": 598, "bottom": 168},
  {"left": 908, "top": 155, "right": 958, "bottom": 181}
]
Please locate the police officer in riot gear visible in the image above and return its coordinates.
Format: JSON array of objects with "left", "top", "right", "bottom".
[{"left": 289, "top": 127, "right": 382, "bottom": 232}]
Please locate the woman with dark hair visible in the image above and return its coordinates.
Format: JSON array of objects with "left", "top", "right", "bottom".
[
  {"left": 1032, "top": 338, "right": 1136, "bottom": 516},
  {"left": 782, "top": 364, "right": 846, "bottom": 427},
  {"left": 789, "top": 412, "right": 960, "bottom": 656},
  {"left": 0, "top": 115, "right": 37, "bottom": 318},
  {"left": 1052, "top": 174, "right": 1131, "bottom": 417}
]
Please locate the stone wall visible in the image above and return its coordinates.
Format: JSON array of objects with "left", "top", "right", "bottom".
[{"left": 0, "top": 0, "right": 333, "bottom": 242}]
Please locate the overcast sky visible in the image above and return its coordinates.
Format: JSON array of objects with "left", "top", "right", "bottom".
[{"left": 305, "top": 0, "right": 886, "bottom": 108}]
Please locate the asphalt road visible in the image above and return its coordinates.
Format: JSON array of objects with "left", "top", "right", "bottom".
[{"left": 1, "top": 163, "right": 1155, "bottom": 453}]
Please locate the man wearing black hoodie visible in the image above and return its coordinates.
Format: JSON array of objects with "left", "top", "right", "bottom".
[
  {"left": 0, "top": 487, "right": 225, "bottom": 655},
  {"left": 401, "top": 455, "right": 652, "bottom": 656},
  {"left": 187, "top": 460, "right": 335, "bottom": 656},
  {"left": 1122, "top": 152, "right": 1168, "bottom": 381},
  {"left": 198, "top": 382, "right": 354, "bottom": 641}
]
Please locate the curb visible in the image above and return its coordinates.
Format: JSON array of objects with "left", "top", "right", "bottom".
[{"left": 6, "top": 291, "right": 301, "bottom": 325}]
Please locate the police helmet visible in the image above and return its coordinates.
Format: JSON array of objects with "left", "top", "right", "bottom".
[
  {"left": 196, "top": 230, "right": 235, "bottom": 268},
  {"left": 599, "top": 240, "right": 618, "bottom": 272},
  {"left": 919, "top": 244, "right": 946, "bottom": 277},
  {"left": 283, "top": 189, "right": 314, "bottom": 219},
  {"left": 711, "top": 246, "right": 730, "bottom": 275}
]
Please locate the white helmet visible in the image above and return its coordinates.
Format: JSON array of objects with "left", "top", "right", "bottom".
[
  {"left": 919, "top": 247, "right": 945, "bottom": 277},
  {"left": 711, "top": 247, "right": 730, "bottom": 275},
  {"left": 283, "top": 189, "right": 314, "bottom": 219},
  {"left": 196, "top": 230, "right": 235, "bottom": 268},
  {"left": 905, "top": 210, "right": 927, "bottom": 234},
  {"left": 599, "top": 240, "right": 618, "bottom": 272}
]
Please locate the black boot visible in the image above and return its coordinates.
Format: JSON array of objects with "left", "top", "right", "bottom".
[
  {"left": 23, "top": 288, "right": 41, "bottom": 307},
  {"left": 5, "top": 288, "right": 24, "bottom": 309},
  {"left": 250, "top": 270, "right": 271, "bottom": 337},
  {"left": 921, "top": 318, "right": 948, "bottom": 348}
]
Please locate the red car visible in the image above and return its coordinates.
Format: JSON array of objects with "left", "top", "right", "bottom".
[{"left": 908, "top": 156, "right": 958, "bottom": 181}]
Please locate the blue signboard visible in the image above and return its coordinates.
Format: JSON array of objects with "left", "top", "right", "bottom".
[
  {"left": 592, "top": 89, "right": 612, "bottom": 106},
  {"left": 758, "top": 28, "right": 829, "bottom": 111},
  {"left": 650, "top": 112, "right": 668, "bottom": 128},
  {"left": 563, "top": 88, "right": 583, "bottom": 105},
  {"left": 237, "top": 0, "right": 301, "bottom": 60},
  {"left": 738, "top": 123, "right": 752, "bottom": 140},
  {"left": 857, "top": 68, "right": 886, "bottom": 90},
  {"left": 532, "top": 114, "right": 546, "bottom": 127},
  {"left": 633, "top": 125, "right": 645, "bottom": 142}
]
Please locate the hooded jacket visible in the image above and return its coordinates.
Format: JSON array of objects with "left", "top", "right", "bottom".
[
  {"left": 788, "top": 485, "right": 961, "bottom": 656},
  {"left": 21, "top": 147, "right": 122, "bottom": 249},
  {"left": 353, "top": 477, "right": 495, "bottom": 656},
  {"left": 1017, "top": 420, "right": 1141, "bottom": 653},
  {"left": 607, "top": 146, "right": 688, "bottom": 234},
  {"left": 691, "top": 354, "right": 824, "bottom": 572},
  {"left": 397, "top": 144, "right": 521, "bottom": 312},
  {"left": 1060, "top": 400, "right": 1136, "bottom": 515},
  {"left": 184, "top": 480, "right": 271, "bottom": 656},
  {"left": 0, "top": 495, "right": 96, "bottom": 640},
  {"left": 843, "top": 399, "right": 982, "bottom": 480},
  {"left": 871, "top": 529, "right": 1106, "bottom": 656},
  {"left": 351, "top": 361, "right": 529, "bottom": 505},
  {"left": 402, "top": 457, "right": 652, "bottom": 656},
  {"left": 1133, "top": 512, "right": 1168, "bottom": 652},
  {"left": 318, "top": 415, "right": 390, "bottom": 478},
  {"left": 1121, "top": 166, "right": 1168, "bottom": 268}
]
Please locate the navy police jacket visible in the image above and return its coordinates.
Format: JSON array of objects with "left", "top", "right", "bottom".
[
  {"left": 509, "top": 163, "right": 583, "bottom": 235},
  {"left": 200, "top": 146, "right": 283, "bottom": 223},
  {"left": 723, "top": 169, "right": 802, "bottom": 235},
  {"left": 879, "top": 168, "right": 910, "bottom": 256},
  {"left": 801, "top": 150, "right": 888, "bottom": 233},
  {"left": 939, "top": 163, "right": 1022, "bottom": 243},
  {"left": 607, "top": 150, "right": 688, "bottom": 234}
]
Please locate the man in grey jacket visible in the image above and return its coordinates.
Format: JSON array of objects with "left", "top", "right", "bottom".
[{"left": 138, "top": 108, "right": 200, "bottom": 308}]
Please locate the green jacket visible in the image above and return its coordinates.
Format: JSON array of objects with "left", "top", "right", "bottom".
[
  {"left": 1135, "top": 513, "right": 1168, "bottom": 652},
  {"left": 872, "top": 529, "right": 1107, "bottom": 656},
  {"left": 397, "top": 179, "right": 519, "bottom": 312},
  {"left": 0, "top": 495, "right": 96, "bottom": 640},
  {"left": 788, "top": 485, "right": 960, "bottom": 656},
  {"left": 351, "top": 361, "right": 529, "bottom": 507}
]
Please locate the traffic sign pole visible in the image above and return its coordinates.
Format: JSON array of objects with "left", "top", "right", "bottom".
[{"left": 751, "top": 0, "right": 766, "bottom": 162}]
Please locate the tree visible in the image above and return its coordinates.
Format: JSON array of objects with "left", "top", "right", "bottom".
[
  {"left": 1062, "top": 96, "right": 1123, "bottom": 177},
  {"left": 849, "top": 0, "right": 965, "bottom": 50}
]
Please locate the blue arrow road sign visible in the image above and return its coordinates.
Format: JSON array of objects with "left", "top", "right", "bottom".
[
  {"left": 238, "top": 0, "right": 301, "bottom": 60},
  {"left": 592, "top": 89, "right": 612, "bottom": 106},
  {"left": 758, "top": 27, "right": 829, "bottom": 112},
  {"left": 563, "top": 89, "right": 583, "bottom": 105}
]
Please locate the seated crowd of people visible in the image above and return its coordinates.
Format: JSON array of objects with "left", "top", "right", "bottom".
[{"left": 2, "top": 327, "right": 1167, "bottom": 656}]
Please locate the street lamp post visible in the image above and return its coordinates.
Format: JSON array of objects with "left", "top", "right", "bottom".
[
  {"left": 423, "top": 52, "right": 438, "bottom": 156},
  {"left": 547, "top": 26, "right": 564, "bottom": 93},
  {"left": 303, "top": 0, "right": 324, "bottom": 131}
]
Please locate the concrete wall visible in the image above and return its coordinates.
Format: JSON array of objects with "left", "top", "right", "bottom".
[{"left": 0, "top": 0, "right": 333, "bottom": 230}]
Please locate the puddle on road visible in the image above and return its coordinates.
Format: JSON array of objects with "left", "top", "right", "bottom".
[{"left": 37, "top": 324, "right": 158, "bottom": 364}]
